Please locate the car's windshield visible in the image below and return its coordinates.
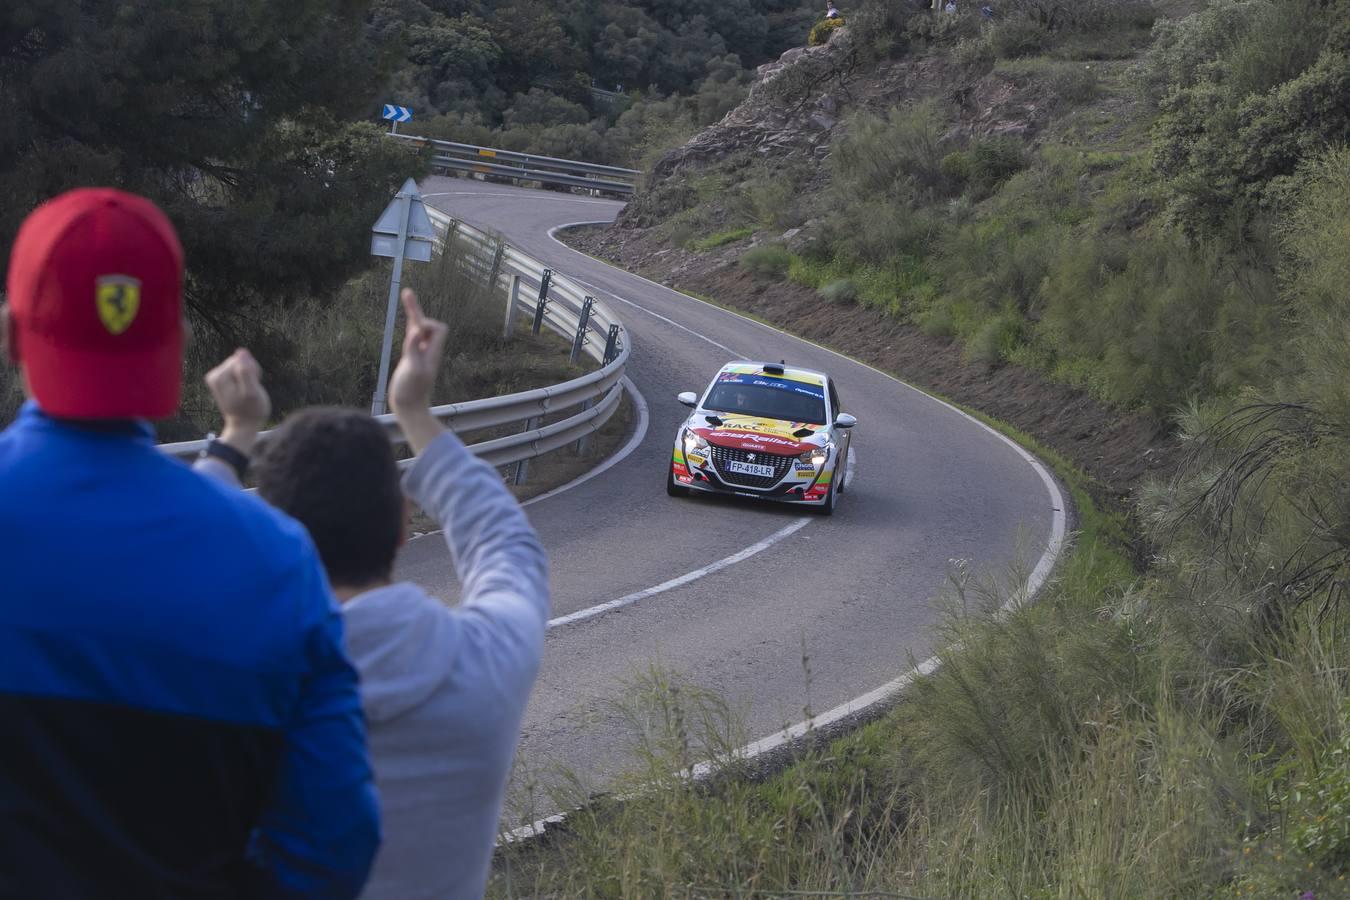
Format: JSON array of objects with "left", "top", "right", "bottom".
[{"left": 703, "top": 373, "right": 828, "bottom": 425}]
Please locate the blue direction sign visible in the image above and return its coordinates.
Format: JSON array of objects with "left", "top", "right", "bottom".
[{"left": 381, "top": 104, "right": 413, "bottom": 123}]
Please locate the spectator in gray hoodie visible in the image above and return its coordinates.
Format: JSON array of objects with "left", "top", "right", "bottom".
[{"left": 197, "top": 289, "right": 550, "bottom": 900}]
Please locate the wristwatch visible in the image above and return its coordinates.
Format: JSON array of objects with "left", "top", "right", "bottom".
[{"left": 201, "top": 433, "right": 250, "bottom": 480}]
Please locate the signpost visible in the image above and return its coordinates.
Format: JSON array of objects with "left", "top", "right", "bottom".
[
  {"left": 382, "top": 104, "right": 413, "bottom": 134},
  {"left": 369, "top": 178, "right": 437, "bottom": 416}
]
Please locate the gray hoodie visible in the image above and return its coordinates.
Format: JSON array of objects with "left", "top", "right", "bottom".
[{"left": 198, "top": 430, "right": 549, "bottom": 899}]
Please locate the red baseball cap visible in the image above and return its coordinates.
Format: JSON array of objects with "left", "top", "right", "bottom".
[{"left": 6, "top": 188, "right": 185, "bottom": 419}]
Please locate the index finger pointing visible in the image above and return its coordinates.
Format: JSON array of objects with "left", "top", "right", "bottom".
[{"left": 400, "top": 288, "right": 424, "bottom": 328}]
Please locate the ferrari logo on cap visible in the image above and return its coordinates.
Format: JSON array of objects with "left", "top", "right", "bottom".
[{"left": 96, "top": 276, "right": 141, "bottom": 335}]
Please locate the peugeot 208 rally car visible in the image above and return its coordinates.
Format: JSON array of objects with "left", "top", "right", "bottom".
[{"left": 666, "top": 361, "right": 856, "bottom": 515}]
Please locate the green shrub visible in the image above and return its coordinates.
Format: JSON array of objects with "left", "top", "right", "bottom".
[
  {"left": 1290, "top": 706, "right": 1350, "bottom": 871},
  {"left": 808, "top": 17, "right": 846, "bottom": 47},
  {"left": 905, "top": 7, "right": 981, "bottom": 46},
  {"left": 687, "top": 227, "right": 754, "bottom": 252},
  {"left": 818, "top": 278, "right": 859, "bottom": 304},
  {"left": 969, "top": 136, "right": 1028, "bottom": 194},
  {"left": 831, "top": 103, "right": 951, "bottom": 202},
  {"left": 965, "top": 312, "right": 1024, "bottom": 364},
  {"left": 940, "top": 150, "right": 972, "bottom": 184},
  {"left": 991, "top": 16, "right": 1050, "bottom": 59},
  {"left": 1148, "top": 0, "right": 1350, "bottom": 234},
  {"left": 954, "top": 33, "right": 996, "bottom": 70},
  {"left": 918, "top": 300, "right": 957, "bottom": 339},
  {"left": 739, "top": 244, "right": 792, "bottom": 279},
  {"left": 999, "top": 0, "right": 1154, "bottom": 33},
  {"left": 732, "top": 165, "right": 811, "bottom": 230},
  {"left": 1047, "top": 62, "right": 1101, "bottom": 103}
]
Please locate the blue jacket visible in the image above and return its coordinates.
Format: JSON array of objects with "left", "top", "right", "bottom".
[{"left": 0, "top": 403, "right": 380, "bottom": 898}]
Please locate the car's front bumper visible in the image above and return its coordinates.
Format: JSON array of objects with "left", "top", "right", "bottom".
[{"left": 673, "top": 448, "right": 834, "bottom": 506}]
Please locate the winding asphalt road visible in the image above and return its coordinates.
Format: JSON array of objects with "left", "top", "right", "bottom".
[{"left": 397, "top": 178, "right": 1064, "bottom": 824}]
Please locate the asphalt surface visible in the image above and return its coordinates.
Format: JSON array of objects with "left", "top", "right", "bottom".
[{"left": 400, "top": 178, "right": 1062, "bottom": 822}]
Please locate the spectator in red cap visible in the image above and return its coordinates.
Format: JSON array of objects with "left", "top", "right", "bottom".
[{"left": 0, "top": 188, "right": 381, "bottom": 898}]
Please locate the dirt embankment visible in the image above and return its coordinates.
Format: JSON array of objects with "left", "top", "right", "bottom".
[{"left": 566, "top": 224, "right": 1178, "bottom": 519}]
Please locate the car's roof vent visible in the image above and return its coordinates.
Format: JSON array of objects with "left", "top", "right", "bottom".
[{"left": 763, "top": 361, "right": 786, "bottom": 375}]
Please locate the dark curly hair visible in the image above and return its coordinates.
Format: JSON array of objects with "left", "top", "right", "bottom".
[{"left": 254, "top": 407, "right": 403, "bottom": 588}]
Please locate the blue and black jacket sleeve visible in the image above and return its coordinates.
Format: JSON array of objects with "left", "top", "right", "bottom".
[{"left": 246, "top": 552, "right": 382, "bottom": 898}]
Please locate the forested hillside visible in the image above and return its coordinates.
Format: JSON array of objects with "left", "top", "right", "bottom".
[{"left": 371, "top": 0, "right": 822, "bottom": 164}]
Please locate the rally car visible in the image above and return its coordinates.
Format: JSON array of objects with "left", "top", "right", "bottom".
[{"left": 666, "top": 361, "right": 856, "bottom": 515}]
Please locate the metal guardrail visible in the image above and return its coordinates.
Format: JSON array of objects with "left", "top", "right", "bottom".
[
  {"left": 391, "top": 134, "right": 640, "bottom": 197},
  {"left": 162, "top": 209, "right": 630, "bottom": 474}
]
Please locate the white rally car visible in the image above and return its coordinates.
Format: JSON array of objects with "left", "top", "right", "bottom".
[{"left": 666, "top": 361, "right": 856, "bottom": 515}]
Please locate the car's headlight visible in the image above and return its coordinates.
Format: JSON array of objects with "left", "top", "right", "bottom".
[
  {"left": 799, "top": 445, "right": 830, "bottom": 467},
  {"left": 683, "top": 430, "right": 710, "bottom": 454}
]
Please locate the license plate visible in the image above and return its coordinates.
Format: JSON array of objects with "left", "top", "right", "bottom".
[{"left": 727, "top": 459, "right": 775, "bottom": 478}]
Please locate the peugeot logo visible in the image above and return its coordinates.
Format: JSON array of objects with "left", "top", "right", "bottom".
[{"left": 747, "top": 453, "right": 757, "bottom": 461}]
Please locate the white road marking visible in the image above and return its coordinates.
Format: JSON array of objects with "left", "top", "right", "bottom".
[
  {"left": 547, "top": 516, "right": 812, "bottom": 629},
  {"left": 543, "top": 446, "right": 857, "bottom": 631}
]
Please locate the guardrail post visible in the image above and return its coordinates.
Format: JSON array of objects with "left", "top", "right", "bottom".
[
  {"left": 504, "top": 274, "right": 521, "bottom": 339},
  {"left": 532, "top": 270, "right": 553, "bottom": 335},
  {"left": 574, "top": 399, "right": 593, "bottom": 456},
  {"left": 512, "top": 416, "right": 542, "bottom": 485},
  {"left": 570, "top": 296, "right": 595, "bottom": 364},
  {"left": 602, "top": 323, "right": 622, "bottom": 365}
]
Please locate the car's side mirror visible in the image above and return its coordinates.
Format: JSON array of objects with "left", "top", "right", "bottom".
[
  {"left": 834, "top": 413, "right": 857, "bottom": 429},
  {"left": 677, "top": 391, "right": 698, "bottom": 408}
]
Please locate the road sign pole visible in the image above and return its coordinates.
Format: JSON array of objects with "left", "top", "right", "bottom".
[{"left": 371, "top": 191, "right": 413, "bottom": 417}]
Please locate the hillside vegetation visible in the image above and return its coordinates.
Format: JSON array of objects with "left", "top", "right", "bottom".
[
  {"left": 375, "top": 0, "right": 823, "bottom": 167},
  {"left": 504, "top": 1, "right": 1350, "bottom": 896}
]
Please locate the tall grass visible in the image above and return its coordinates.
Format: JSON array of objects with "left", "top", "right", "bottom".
[{"left": 493, "top": 400, "right": 1350, "bottom": 897}]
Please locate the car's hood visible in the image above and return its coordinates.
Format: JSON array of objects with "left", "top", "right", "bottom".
[{"left": 687, "top": 413, "right": 829, "bottom": 454}]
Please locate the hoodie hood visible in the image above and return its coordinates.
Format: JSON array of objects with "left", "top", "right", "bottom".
[{"left": 342, "top": 582, "right": 462, "bottom": 724}]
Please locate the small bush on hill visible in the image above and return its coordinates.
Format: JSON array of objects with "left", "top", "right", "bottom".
[
  {"left": 999, "top": 0, "right": 1154, "bottom": 33},
  {"left": 966, "top": 312, "right": 1024, "bottom": 364},
  {"left": 1148, "top": 0, "right": 1350, "bottom": 234},
  {"left": 1290, "top": 707, "right": 1350, "bottom": 872},
  {"left": 939, "top": 149, "right": 972, "bottom": 184},
  {"left": 688, "top": 227, "right": 754, "bottom": 252},
  {"left": 818, "top": 278, "right": 859, "bottom": 304},
  {"left": 969, "top": 136, "right": 1028, "bottom": 194},
  {"left": 1047, "top": 61, "right": 1101, "bottom": 102},
  {"left": 991, "top": 16, "right": 1051, "bottom": 58},
  {"left": 809, "top": 17, "right": 846, "bottom": 46},
  {"left": 740, "top": 244, "right": 792, "bottom": 278}
]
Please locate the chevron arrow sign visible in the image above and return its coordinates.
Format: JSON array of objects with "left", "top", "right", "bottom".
[{"left": 381, "top": 104, "right": 413, "bottom": 123}]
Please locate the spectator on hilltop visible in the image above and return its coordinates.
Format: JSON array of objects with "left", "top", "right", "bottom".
[
  {"left": 198, "top": 288, "right": 550, "bottom": 900},
  {"left": 0, "top": 189, "right": 380, "bottom": 896},
  {"left": 826, "top": 3, "right": 842, "bottom": 19}
]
